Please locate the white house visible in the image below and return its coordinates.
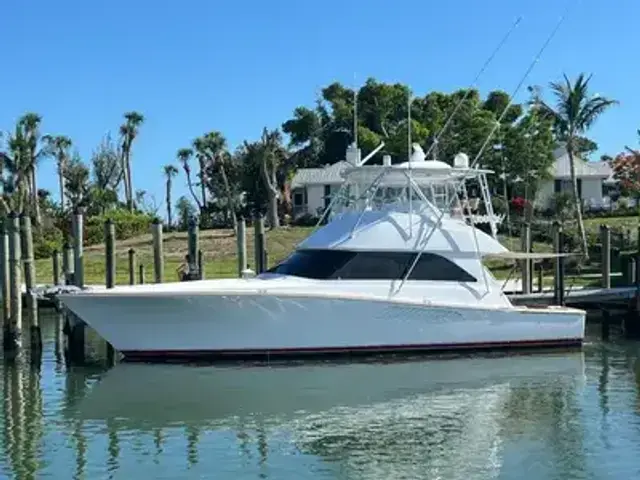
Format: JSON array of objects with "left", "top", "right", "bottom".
[
  {"left": 290, "top": 161, "right": 351, "bottom": 218},
  {"left": 535, "top": 146, "right": 616, "bottom": 210}
]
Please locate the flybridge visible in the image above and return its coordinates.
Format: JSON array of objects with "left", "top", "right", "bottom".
[{"left": 323, "top": 142, "right": 503, "bottom": 240}]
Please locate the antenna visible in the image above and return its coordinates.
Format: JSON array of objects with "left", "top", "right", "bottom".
[
  {"left": 408, "top": 92, "right": 412, "bottom": 163},
  {"left": 408, "top": 92, "right": 413, "bottom": 236},
  {"left": 353, "top": 73, "right": 358, "bottom": 147},
  {"left": 422, "top": 16, "right": 522, "bottom": 161},
  {"left": 398, "top": 6, "right": 575, "bottom": 293}
]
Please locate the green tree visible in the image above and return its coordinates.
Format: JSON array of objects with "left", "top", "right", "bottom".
[
  {"left": 18, "top": 113, "right": 46, "bottom": 225},
  {"left": 193, "top": 131, "right": 236, "bottom": 229},
  {"left": 175, "top": 195, "right": 196, "bottom": 231},
  {"left": 64, "top": 152, "right": 91, "bottom": 211},
  {"left": 535, "top": 74, "right": 618, "bottom": 257},
  {"left": 163, "top": 164, "right": 179, "bottom": 228}
]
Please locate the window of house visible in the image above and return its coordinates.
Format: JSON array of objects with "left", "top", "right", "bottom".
[{"left": 324, "top": 185, "right": 331, "bottom": 209}]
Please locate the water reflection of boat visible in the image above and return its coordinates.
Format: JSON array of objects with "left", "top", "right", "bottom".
[{"left": 76, "top": 352, "right": 585, "bottom": 430}]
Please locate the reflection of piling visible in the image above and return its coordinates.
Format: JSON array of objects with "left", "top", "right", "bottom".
[
  {"left": 1, "top": 221, "right": 10, "bottom": 334},
  {"left": 73, "top": 211, "right": 84, "bottom": 288},
  {"left": 128, "top": 249, "right": 136, "bottom": 285},
  {"left": 105, "top": 220, "right": 116, "bottom": 365},
  {"left": 151, "top": 220, "right": 164, "bottom": 283},
  {"left": 237, "top": 218, "right": 247, "bottom": 277},
  {"left": 4, "top": 361, "right": 25, "bottom": 473},
  {"left": 186, "top": 426, "right": 200, "bottom": 467},
  {"left": 23, "top": 362, "right": 43, "bottom": 475},
  {"left": 106, "top": 418, "right": 120, "bottom": 474},
  {"left": 4, "top": 213, "right": 22, "bottom": 354},
  {"left": 21, "top": 215, "right": 41, "bottom": 358}
]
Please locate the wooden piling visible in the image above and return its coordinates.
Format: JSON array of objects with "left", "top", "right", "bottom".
[
  {"left": 187, "top": 219, "right": 199, "bottom": 279},
  {"left": 52, "top": 250, "right": 61, "bottom": 286},
  {"left": 151, "top": 220, "right": 164, "bottom": 283},
  {"left": 20, "top": 215, "right": 41, "bottom": 357},
  {"left": 254, "top": 213, "right": 266, "bottom": 274},
  {"left": 128, "top": 249, "right": 136, "bottom": 286},
  {"left": 4, "top": 213, "right": 22, "bottom": 354},
  {"left": 72, "top": 211, "right": 84, "bottom": 288},
  {"left": 600, "top": 224, "right": 611, "bottom": 289},
  {"left": 105, "top": 220, "right": 116, "bottom": 289},
  {"left": 537, "top": 263, "right": 543, "bottom": 293},
  {"left": 139, "top": 264, "right": 145, "bottom": 284},
  {"left": 237, "top": 217, "right": 247, "bottom": 277},
  {"left": 197, "top": 250, "right": 204, "bottom": 280},
  {"left": 104, "top": 219, "right": 117, "bottom": 365},
  {"left": 553, "top": 221, "right": 565, "bottom": 306},
  {"left": 520, "top": 223, "right": 531, "bottom": 294},
  {"left": 62, "top": 241, "right": 74, "bottom": 285},
  {"left": 0, "top": 221, "right": 9, "bottom": 333}
]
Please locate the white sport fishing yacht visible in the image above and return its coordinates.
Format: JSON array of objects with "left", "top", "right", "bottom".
[{"left": 57, "top": 140, "right": 585, "bottom": 361}]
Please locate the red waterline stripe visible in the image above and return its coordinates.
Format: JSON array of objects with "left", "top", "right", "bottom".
[{"left": 121, "top": 338, "right": 583, "bottom": 359}]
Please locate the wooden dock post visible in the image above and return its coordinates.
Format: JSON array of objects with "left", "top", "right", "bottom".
[
  {"left": 4, "top": 213, "right": 22, "bottom": 354},
  {"left": 104, "top": 219, "right": 116, "bottom": 365},
  {"left": 553, "top": 221, "right": 565, "bottom": 306},
  {"left": 128, "top": 248, "right": 136, "bottom": 285},
  {"left": 72, "top": 210, "right": 84, "bottom": 288},
  {"left": 521, "top": 223, "right": 531, "bottom": 294},
  {"left": 151, "top": 219, "right": 164, "bottom": 283},
  {"left": 197, "top": 250, "right": 204, "bottom": 280},
  {"left": 62, "top": 241, "right": 74, "bottom": 285},
  {"left": 20, "top": 215, "right": 41, "bottom": 357},
  {"left": 105, "top": 219, "right": 116, "bottom": 289},
  {"left": 139, "top": 264, "right": 145, "bottom": 284},
  {"left": 237, "top": 217, "right": 247, "bottom": 277},
  {"left": 601, "top": 224, "right": 611, "bottom": 289},
  {"left": 187, "top": 219, "right": 199, "bottom": 279},
  {"left": 0, "top": 221, "right": 9, "bottom": 334},
  {"left": 537, "top": 263, "right": 543, "bottom": 293},
  {"left": 52, "top": 250, "right": 61, "bottom": 286},
  {"left": 254, "top": 213, "right": 266, "bottom": 274}
]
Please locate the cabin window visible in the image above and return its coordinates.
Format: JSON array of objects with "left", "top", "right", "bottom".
[
  {"left": 333, "top": 252, "right": 412, "bottom": 280},
  {"left": 268, "top": 250, "right": 354, "bottom": 279},
  {"left": 268, "top": 249, "right": 476, "bottom": 282},
  {"left": 406, "top": 253, "right": 477, "bottom": 282}
]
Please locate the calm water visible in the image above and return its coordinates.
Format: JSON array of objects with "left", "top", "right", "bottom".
[{"left": 0, "top": 312, "right": 640, "bottom": 479}]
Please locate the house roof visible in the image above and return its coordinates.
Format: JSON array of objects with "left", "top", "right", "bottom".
[
  {"left": 551, "top": 146, "right": 613, "bottom": 180},
  {"left": 290, "top": 161, "right": 350, "bottom": 189}
]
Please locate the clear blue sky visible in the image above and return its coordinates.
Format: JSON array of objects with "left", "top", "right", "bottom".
[{"left": 2, "top": 0, "right": 638, "bottom": 214}]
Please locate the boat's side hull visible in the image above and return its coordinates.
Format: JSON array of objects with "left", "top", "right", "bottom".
[{"left": 58, "top": 292, "right": 585, "bottom": 361}]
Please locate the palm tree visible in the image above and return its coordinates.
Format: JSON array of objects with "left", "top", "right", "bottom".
[
  {"left": 163, "top": 164, "right": 179, "bottom": 228},
  {"left": 192, "top": 137, "right": 208, "bottom": 210},
  {"left": 177, "top": 148, "right": 201, "bottom": 212},
  {"left": 119, "top": 111, "right": 144, "bottom": 211},
  {"left": 18, "top": 113, "right": 45, "bottom": 224},
  {"left": 43, "top": 135, "right": 72, "bottom": 210},
  {"left": 535, "top": 74, "right": 618, "bottom": 257}
]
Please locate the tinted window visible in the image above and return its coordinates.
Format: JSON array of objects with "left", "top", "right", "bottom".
[
  {"left": 268, "top": 249, "right": 476, "bottom": 282},
  {"left": 407, "top": 253, "right": 476, "bottom": 282},
  {"left": 333, "top": 252, "right": 412, "bottom": 280},
  {"left": 267, "top": 250, "right": 354, "bottom": 279}
]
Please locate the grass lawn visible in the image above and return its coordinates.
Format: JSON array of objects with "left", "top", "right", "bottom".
[{"left": 35, "top": 217, "right": 635, "bottom": 286}]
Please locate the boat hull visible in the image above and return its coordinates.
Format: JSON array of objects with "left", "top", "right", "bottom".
[{"left": 58, "top": 291, "right": 586, "bottom": 361}]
